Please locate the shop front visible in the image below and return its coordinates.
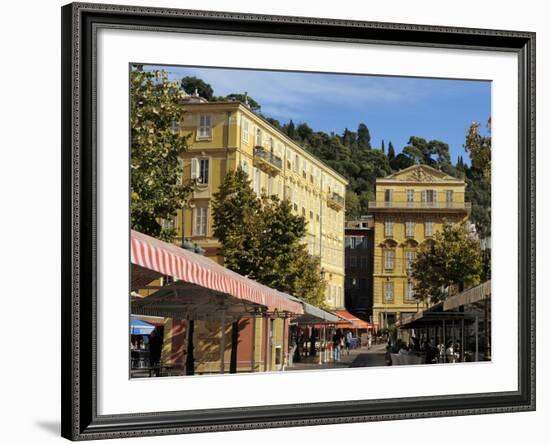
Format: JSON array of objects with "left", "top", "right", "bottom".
[{"left": 129, "top": 230, "right": 303, "bottom": 377}]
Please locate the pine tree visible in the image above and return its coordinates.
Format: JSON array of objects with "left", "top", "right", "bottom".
[{"left": 381, "top": 139, "right": 385, "bottom": 153}]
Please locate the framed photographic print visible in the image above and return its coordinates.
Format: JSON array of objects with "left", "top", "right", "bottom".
[{"left": 61, "top": 2, "right": 536, "bottom": 440}]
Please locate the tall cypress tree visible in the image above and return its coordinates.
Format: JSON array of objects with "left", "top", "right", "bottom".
[{"left": 387, "top": 142, "right": 396, "bottom": 162}]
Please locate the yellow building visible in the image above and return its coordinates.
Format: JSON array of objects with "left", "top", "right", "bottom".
[
  {"left": 172, "top": 96, "right": 348, "bottom": 310},
  {"left": 368, "top": 165, "right": 470, "bottom": 328}
]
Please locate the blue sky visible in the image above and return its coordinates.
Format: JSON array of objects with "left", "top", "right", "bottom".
[{"left": 144, "top": 65, "right": 491, "bottom": 164}]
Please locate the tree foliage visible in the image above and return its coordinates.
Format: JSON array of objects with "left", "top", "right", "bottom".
[
  {"left": 463, "top": 119, "right": 492, "bottom": 237},
  {"left": 410, "top": 222, "right": 483, "bottom": 304},
  {"left": 212, "top": 169, "right": 326, "bottom": 306},
  {"left": 345, "top": 190, "right": 361, "bottom": 219},
  {"left": 180, "top": 76, "right": 214, "bottom": 101},
  {"left": 464, "top": 119, "right": 491, "bottom": 180},
  {"left": 130, "top": 67, "right": 194, "bottom": 240},
  {"left": 179, "top": 75, "right": 491, "bottom": 231}
]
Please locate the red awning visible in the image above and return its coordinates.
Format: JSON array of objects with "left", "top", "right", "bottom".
[
  {"left": 130, "top": 230, "right": 303, "bottom": 315},
  {"left": 333, "top": 310, "right": 371, "bottom": 329}
]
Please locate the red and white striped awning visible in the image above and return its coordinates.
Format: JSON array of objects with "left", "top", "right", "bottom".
[
  {"left": 131, "top": 230, "right": 303, "bottom": 315},
  {"left": 333, "top": 310, "right": 371, "bottom": 329}
]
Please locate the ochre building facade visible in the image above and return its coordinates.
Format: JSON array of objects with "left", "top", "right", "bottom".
[
  {"left": 173, "top": 98, "right": 348, "bottom": 310},
  {"left": 368, "top": 165, "right": 470, "bottom": 329}
]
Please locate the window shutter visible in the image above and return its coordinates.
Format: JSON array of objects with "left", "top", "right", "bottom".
[
  {"left": 421, "top": 190, "right": 426, "bottom": 202},
  {"left": 191, "top": 158, "right": 199, "bottom": 179}
]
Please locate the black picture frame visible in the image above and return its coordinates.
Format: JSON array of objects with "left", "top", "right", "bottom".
[{"left": 61, "top": 2, "right": 536, "bottom": 440}]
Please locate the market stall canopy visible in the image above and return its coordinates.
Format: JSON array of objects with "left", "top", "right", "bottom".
[
  {"left": 130, "top": 317, "right": 156, "bottom": 335},
  {"left": 443, "top": 280, "right": 491, "bottom": 311},
  {"left": 333, "top": 310, "right": 371, "bottom": 329},
  {"left": 283, "top": 294, "right": 340, "bottom": 324},
  {"left": 130, "top": 230, "right": 303, "bottom": 316}
]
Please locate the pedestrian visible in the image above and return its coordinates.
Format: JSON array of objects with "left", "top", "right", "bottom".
[
  {"left": 345, "top": 330, "right": 353, "bottom": 355},
  {"left": 332, "top": 330, "right": 342, "bottom": 362}
]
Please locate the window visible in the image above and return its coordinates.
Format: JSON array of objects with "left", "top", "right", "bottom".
[
  {"left": 425, "top": 220, "right": 433, "bottom": 237},
  {"left": 405, "top": 280, "right": 416, "bottom": 302},
  {"left": 406, "top": 221, "right": 415, "bottom": 238},
  {"left": 240, "top": 159, "right": 249, "bottom": 175},
  {"left": 361, "top": 256, "right": 368, "bottom": 270},
  {"left": 384, "top": 250, "right": 395, "bottom": 271},
  {"left": 293, "top": 190, "right": 299, "bottom": 211},
  {"left": 171, "top": 119, "right": 180, "bottom": 134},
  {"left": 345, "top": 237, "right": 352, "bottom": 249},
  {"left": 421, "top": 189, "right": 437, "bottom": 207},
  {"left": 191, "top": 158, "right": 209, "bottom": 184},
  {"left": 255, "top": 128, "right": 263, "bottom": 146},
  {"left": 446, "top": 190, "right": 454, "bottom": 207},
  {"left": 254, "top": 167, "right": 261, "bottom": 194},
  {"left": 406, "top": 280, "right": 416, "bottom": 301},
  {"left": 384, "top": 189, "right": 393, "bottom": 206},
  {"left": 199, "top": 159, "right": 209, "bottom": 184},
  {"left": 193, "top": 207, "right": 208, "bottom": 236},
  {"left": 242, "top": 118, "right": 249, "bottom": 143},
  {"left": 384, "top": 281, "right": 394, "bottom": 302},
  {"left": 198, "top": 115, "right": 212, "bottom": 139},
  {"left": 406, "top": 189, "right": 414, "bottom": 206},
  {"left": 384, "top": 220, "right": 394, "bottom": 237},
  {"left": 267, "top": 176, "right": 273, "bottom": 196},
  {"left": 406, "top": 250, "right": 416, "bottom": 272},
  {"left": 350, "top": 256, "right": 357, "bottom": 268}
]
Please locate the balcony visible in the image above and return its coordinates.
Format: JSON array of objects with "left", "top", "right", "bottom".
[
  {"left": 327, "top": 191, "right": 345, "bottom": 211},
  {"left": 368, "top": 201, "right": 471, "bottom": 212},
  {"left": 253, "top": 146, "right": 282, "bottom": 175}
]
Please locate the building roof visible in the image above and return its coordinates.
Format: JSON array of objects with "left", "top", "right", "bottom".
[
  {"left": 181, "top": 100, "right": 349, "bottom": 185},
  {"left": 378, "top": 164, "right": 464, "bottom": 184}
]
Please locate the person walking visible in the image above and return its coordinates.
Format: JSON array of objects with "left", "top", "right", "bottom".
[
  {"left": 345, "top": 330, "right": 353, "bottom": 355},
  {"left": 332, "top": 330, "right": 342, "bottom": 362}
]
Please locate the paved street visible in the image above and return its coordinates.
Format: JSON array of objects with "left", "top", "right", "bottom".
[{"left": 286, "top": 343, "right": 387, "bottom": 371}]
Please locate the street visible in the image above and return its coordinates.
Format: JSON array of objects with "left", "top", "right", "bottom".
[{"left": 286, "top": 343, "right": 387, "bottom": 371}]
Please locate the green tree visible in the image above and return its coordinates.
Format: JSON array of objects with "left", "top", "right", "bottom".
[
  {"left": 402, "top": 136, "right": 451, "bottom": 168},
  {"left": 180, "top": 76, "right": 214, "bottom": 101},
  {"left": 284, "top": 120, "right": 296, "bottom": 139},
  {"left": 387, "top": 141, "right": 396, "bottom": 163},
  {"left": 390, "top": 152, "right": 414, "bottom": 171},
  {"left": 211, "top": 168, "right": 261, "bottom": 277},
  {"left": 464, "top": 119, "right": 491, "bottom": 180},
  {"left": 410, "top": 222, "right": 483, "bottom": 304},
  {"left": 357, "top": 123, "right": 371, "bottom": 150},
  {"left": 223, "top": 93, "right": 261, "bottom": 112},
  {"left": 212, "top": 170, "right": 326, "bottom": 306},
  {"left": 130, "top": 67, "right": 194, "bottom": 240},
  {"left": 345, "top": 190, "right": 361, "bottom": 219},
  {"left": 292, "top": 249, "right": 327, "bottom": 309},
  {"left": 464, "top": 118, "right": 491, "bottom": 237}
]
